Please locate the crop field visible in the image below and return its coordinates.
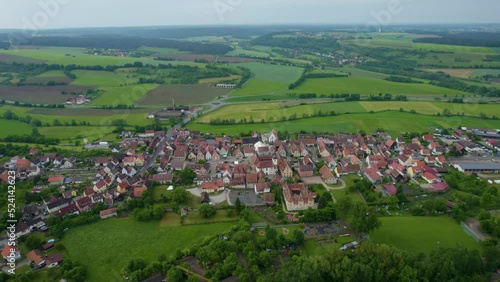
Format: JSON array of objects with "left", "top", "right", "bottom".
[
  {"left": 25, "top": 71, "right": 74, "bottom": 84},
  {"left": 0, "top": 85, "right": 95, "bottom": 104},
  {"left": 0, "top": 47, "right": 160, "bottom": 66},
  {"left": 0, "top": 106, "right": 152, "bottom": 127},
  {"left": 286, "top": 77, "right": 468, "bottom": 96},
  {"left": 62, "top": 218, "right": 234, "bottom": 282},
  {"left": 91, "top": 84, "right": 158, "bottom": 106},
  {"left": 137, "top": 84, "right": 231, "bottom": 105},
  {"left": 413, "top": 43, "right": 495, "bottom": 53},
  {"left": 225, "top": 47, "right": 271, "bottom": 58},
  {"left": 330, "top": 67, "right": 387, "bottom": 79},
  {"left": 0, "top": 53, "right": 43, "bottom": 64},
  {"left": 230, "top": 62, "right": 303, "bottom": 96},
  {"left": 190, "top": 111, "right": 500, "bottom": 137},
  {"left": 370, "top": 216, "right": 480, "bottom": 253},
  {"left": 197, "top": 102, "right": 366, "bottom": 123},
  {"left": 423, "top": 68, "right": 476, "bottom": 78},
  {"left": 198, "top": 74, "right": 241, "bottom": 84},
  {"left": 0, "top": 119, "right": 33, "bottom": 138},
  {"left": 411, "top": 51, "right": 500, "bottom": 68},
  {"left": 472, "top": 69, "right": 500, "bottom": 77},
  {"left": 137, "top": 46, "right": 189, "bottom": 54},
  {"left": 70, "top": 70, "right": 129, "bottom": 87},
  {"left": 38, "top": 126, "right": 115, "bottom": 141}
]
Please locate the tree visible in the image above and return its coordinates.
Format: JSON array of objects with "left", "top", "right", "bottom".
[
  {"left": 292, "top": 229, "right": 305, "bottom": 245},
  {"left": 171, "top": 188, "right": 188, "bottom": 205},
  {"left": 152, "top": 204, "right": 165, "bottom": 220},
  {"left": 199, "top": 203, "right": 215, "bottom": 218},
  {"left": 174, "top": 169, "right": 196, "bottom": 186},
  {"left": 234, "top": 197, "right": 242, "bottom": 215},
  {"left": 25, "top": 234, "right": 42, "bottom": 250},
  {"left": 350, "top": 203, "right": 381, "bottom": 234},
  {"left": 335, "top": 196, "right": 353, "bottom": 219},
  {"left": 167, "top": 267, "right": 184, "bottom": 282}
]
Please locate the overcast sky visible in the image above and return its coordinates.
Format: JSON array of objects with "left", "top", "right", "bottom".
[{"left": 0, "top": 0, "right": 498, "bottom": 29}]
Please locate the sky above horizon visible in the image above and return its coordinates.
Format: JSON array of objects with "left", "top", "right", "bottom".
[{"left": 0, "top": 0, "right": 498, "bottom": 30}]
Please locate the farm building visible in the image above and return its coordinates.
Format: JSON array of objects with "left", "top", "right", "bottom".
[
  {"left": 216, "top": 84, "right": 236, "bottom": 88},
  {"left": 452, "top": 162, "right": 500, "bottom": 174}
]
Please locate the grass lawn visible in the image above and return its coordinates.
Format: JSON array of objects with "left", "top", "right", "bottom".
[
  {"left": 0, "top": 119, "right": 33, "bottom": 138},
  {"left": 183, "top": 210, "right": 239, "bottom": 225},
  {"left": 38, "top": 126, "right": 116, "bottom": 141},
  {"left": 287, "top": 77, "right": 468, "bottom": 96},
  {"left": 137, "top": 46, "right": 189, "bottom": 54},
  {"left": 225, "top": 47, "right": 270, "bottom": 58},
  {"left": 62, "top": 217, "right": 234, "bottom": 281},
  {"left": 472, "top": 69, "right": 500, "bottom": 78},
  {"left": 35, "top": 70, "right": 67, "bottom": 78},
  {"left": 230, "top": 80, "right": 289, "bottom": 96},
  {"left": 370, "top": 216, "right": 480, "bottom": 253},
  {"left": 304, "top": 236, "right": 356, "bottom": 256},
  {"left": 91, "top": 84, "right": 158, "bottom": 106}
]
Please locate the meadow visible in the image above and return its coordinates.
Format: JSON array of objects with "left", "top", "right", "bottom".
[
  {"left": 0, "top": 85, "right": 95, "bottom": 104},
  {"left": 0, "top": 119, "right": 33, "bottom": 138},
  {"left": 70, "top": 70, "right": 130, "bottom": 87},
  {"left": 286, "top": 77, "right": 468, "bottom": 96},
  {"left": 136, "top": 84, "right": 231, "bottom": 105},
  {"left": 230, "top": 62, "right": 303, "bottom": 96},
  {"left": 198, "top": 101, "right": 500, "bottom": 123},
  {"left": 225, "top": 47, "right": 271, "bottom": 58},
  {"left": 137, "top": 46, "right": 189, "bottom": 54},
  {"left": 190, "top": 110, "right": 500, "bottom": 137},
  {"left": 91, "top": 84, "right": 158, "bottom": 106},
  {"left": 61, "top": 218, "right": 234, "bottom": 281},
  {"left": 370, "top": 216, "right": 480, "bottom": 253},
  {"left": 413, "top": 43, "right": 496, "bottom": 53}
]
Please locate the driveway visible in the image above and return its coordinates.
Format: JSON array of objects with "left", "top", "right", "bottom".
[
  {"left": 187, "top": 187, "right": 228, "bottom": 205},
  {"left": 301, "top": 176, "right": 346, "bottom": 190}
]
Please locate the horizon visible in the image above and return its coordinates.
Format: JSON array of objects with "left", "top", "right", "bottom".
[{"left": 1, "top": 0, "right": 500, "bottom": 30}]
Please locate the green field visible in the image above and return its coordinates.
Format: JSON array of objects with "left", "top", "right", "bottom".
[
  {"left": 413, "top": 43, "right": 495, "bottom": 53},
  {"left": 190, "top": 110, "right": 500, "bottom": 137},
  {"left": 91, "top": 84, "right": 159, "bottom": 106},
  {"left": 71, "top": 70, "right": 128, "bottom": 87},
  {"left": 225, "top": 47, "right": 270, "bottom": 58},
  {"left": 35, "top": 70, "right": 67, "bottom": 78},
  {"left": 287, "top": 77, "right": 468, "bottom": 96},
  {"left": 0, "top": 119, "right": 33, "bottom": 138},
  {"left": 304, "top": 236, "right": 356, "bottom": 256},
  {"left": 62, "top": 218, "right": 234, "bottom": 281},
  {"left": 472, "top": 69, "right": 500, "bottom": 78},
  {"left": 230, "top": 62, "right": 303, "bottom": 96},
  {"left": 0, "top": 47, "right": 159, "bottom": 66},
  {"left": 370, "top": 216, "right": 480, "bottom": 253},
  {"left": 137, "top": 46, "right": 189, "bottom": 54},
  {"left": 198, "top": 101, "right": 500, "bottom": 123}
]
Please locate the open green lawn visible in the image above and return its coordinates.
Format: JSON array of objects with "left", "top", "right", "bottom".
[
  {"left": 35, "top": 70, "right": 67, "bottom": 78},
  {"left": 225, "top": 47, "right": 270, "bottom": 58},
  {"left": 304, "top": 236, "right": 356, "bottom": 256},
  {"left": 190, "top": 110, "right": 500, "bottom": 137},
  {"left": 38, "top": 126, "right": 116, "bottom": 141},
  {"left": 472, "top": 69, "right": 500, "bottom": 78},
  {"left": 71, "top": 70, "right": 128, "bottom": 87},
  {"left": 370, "top": 216, "right": 480, "bottom": 253},
  {"left": 230, "top": 80, "right": 289, "bottom": 96},
  {"left": 91, "top": 84, "right": 158, "bottom": 106},
  {"left": 62, "top": 218, "right": 234, "bottom": 281},
  {"left": 0, "top": 119, "right": 33, "bottom": 138},
  {"left": 287, "top": 77, "right": 468, "bottom": 96}
]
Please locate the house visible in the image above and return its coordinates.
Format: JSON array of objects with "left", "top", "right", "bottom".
[
  {"left": 364, "top": 168, "right": 383, "bottom": 184},
  {"left": 45, "top": 253, "right": 64, "bottom": 268},
  {"left": 282, "top": 183, "right": 316, "bottom": 211},
  {"left": 398, "top": 155, "right": 413, "bottom": 167},
  {"left": 151, "top": 173, "right": 173, "bottom": 184},
  {"left": 117, "top": 181, "right": 130, "bottom": 194},
  {"left": 26, "top": 249, "right": 46, "bottom": 268},
  {"left": 99, "top": 208, "right": 117, "bottom": 219},
  {"left": 255, "top": 160, "right": 276, "bottom": 175},
  {"left": 201, "top": 181, "right": 225, "bottom": 193},
  {"left": 263, "top": 193, "right": 275, "bottom": 206},
  {"left": 47, "top": 176, "right": 64, "bottom": 186},
  {"left": 45, "top": 197, "right": 70, "bottom": 214},
  {"left": 243, "top": 146, "right": 255, "bottom": 158},
  {"left": 254, "top": 182, "right": 271, "bottom": 194},
  {"left": 422, "top": 172, "right": 440, "bottom": 184},
  {"left": 75, "top": 197, "right": 93, "bottom": 212},
  {"left": 383, "top": 184, "right": 398, "bottom": 196},
  {"left": 278, "top": 161, "right": 293, "bottom": 178},
  {"left": 432, "top": 182, "right": 449, "bottom": 192},
  {"left": 334, "top": 164, "right": 360, "bottom": 177},
  {"left": 59, "top": 203, "right": 79, "bottom": 217},
  {"left": 297, "top": 165, "right": 314, "bottom": 178},
  {"left": 93, "top": 179, "right": 108, "bottom": 193},
  {"left": 42, "top": 242, "right": 54, "bottom": 251},
  {"left": 233, "top": 148, "right": 243, "bottom": 159},
  {"left": 319, "top": 165, "right": 337, "bottom": 184},
  {"left": 1, "top": 246, "right": 21, "bottom": 262}
]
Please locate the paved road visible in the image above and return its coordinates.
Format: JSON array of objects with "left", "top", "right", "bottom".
[{"left": 187, "top": 188, "right": 228, "bottom": 205}]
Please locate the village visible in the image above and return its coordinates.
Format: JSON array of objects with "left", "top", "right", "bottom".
[{"left": 1, "top": 125, "right": 500, "bottom": 272}]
